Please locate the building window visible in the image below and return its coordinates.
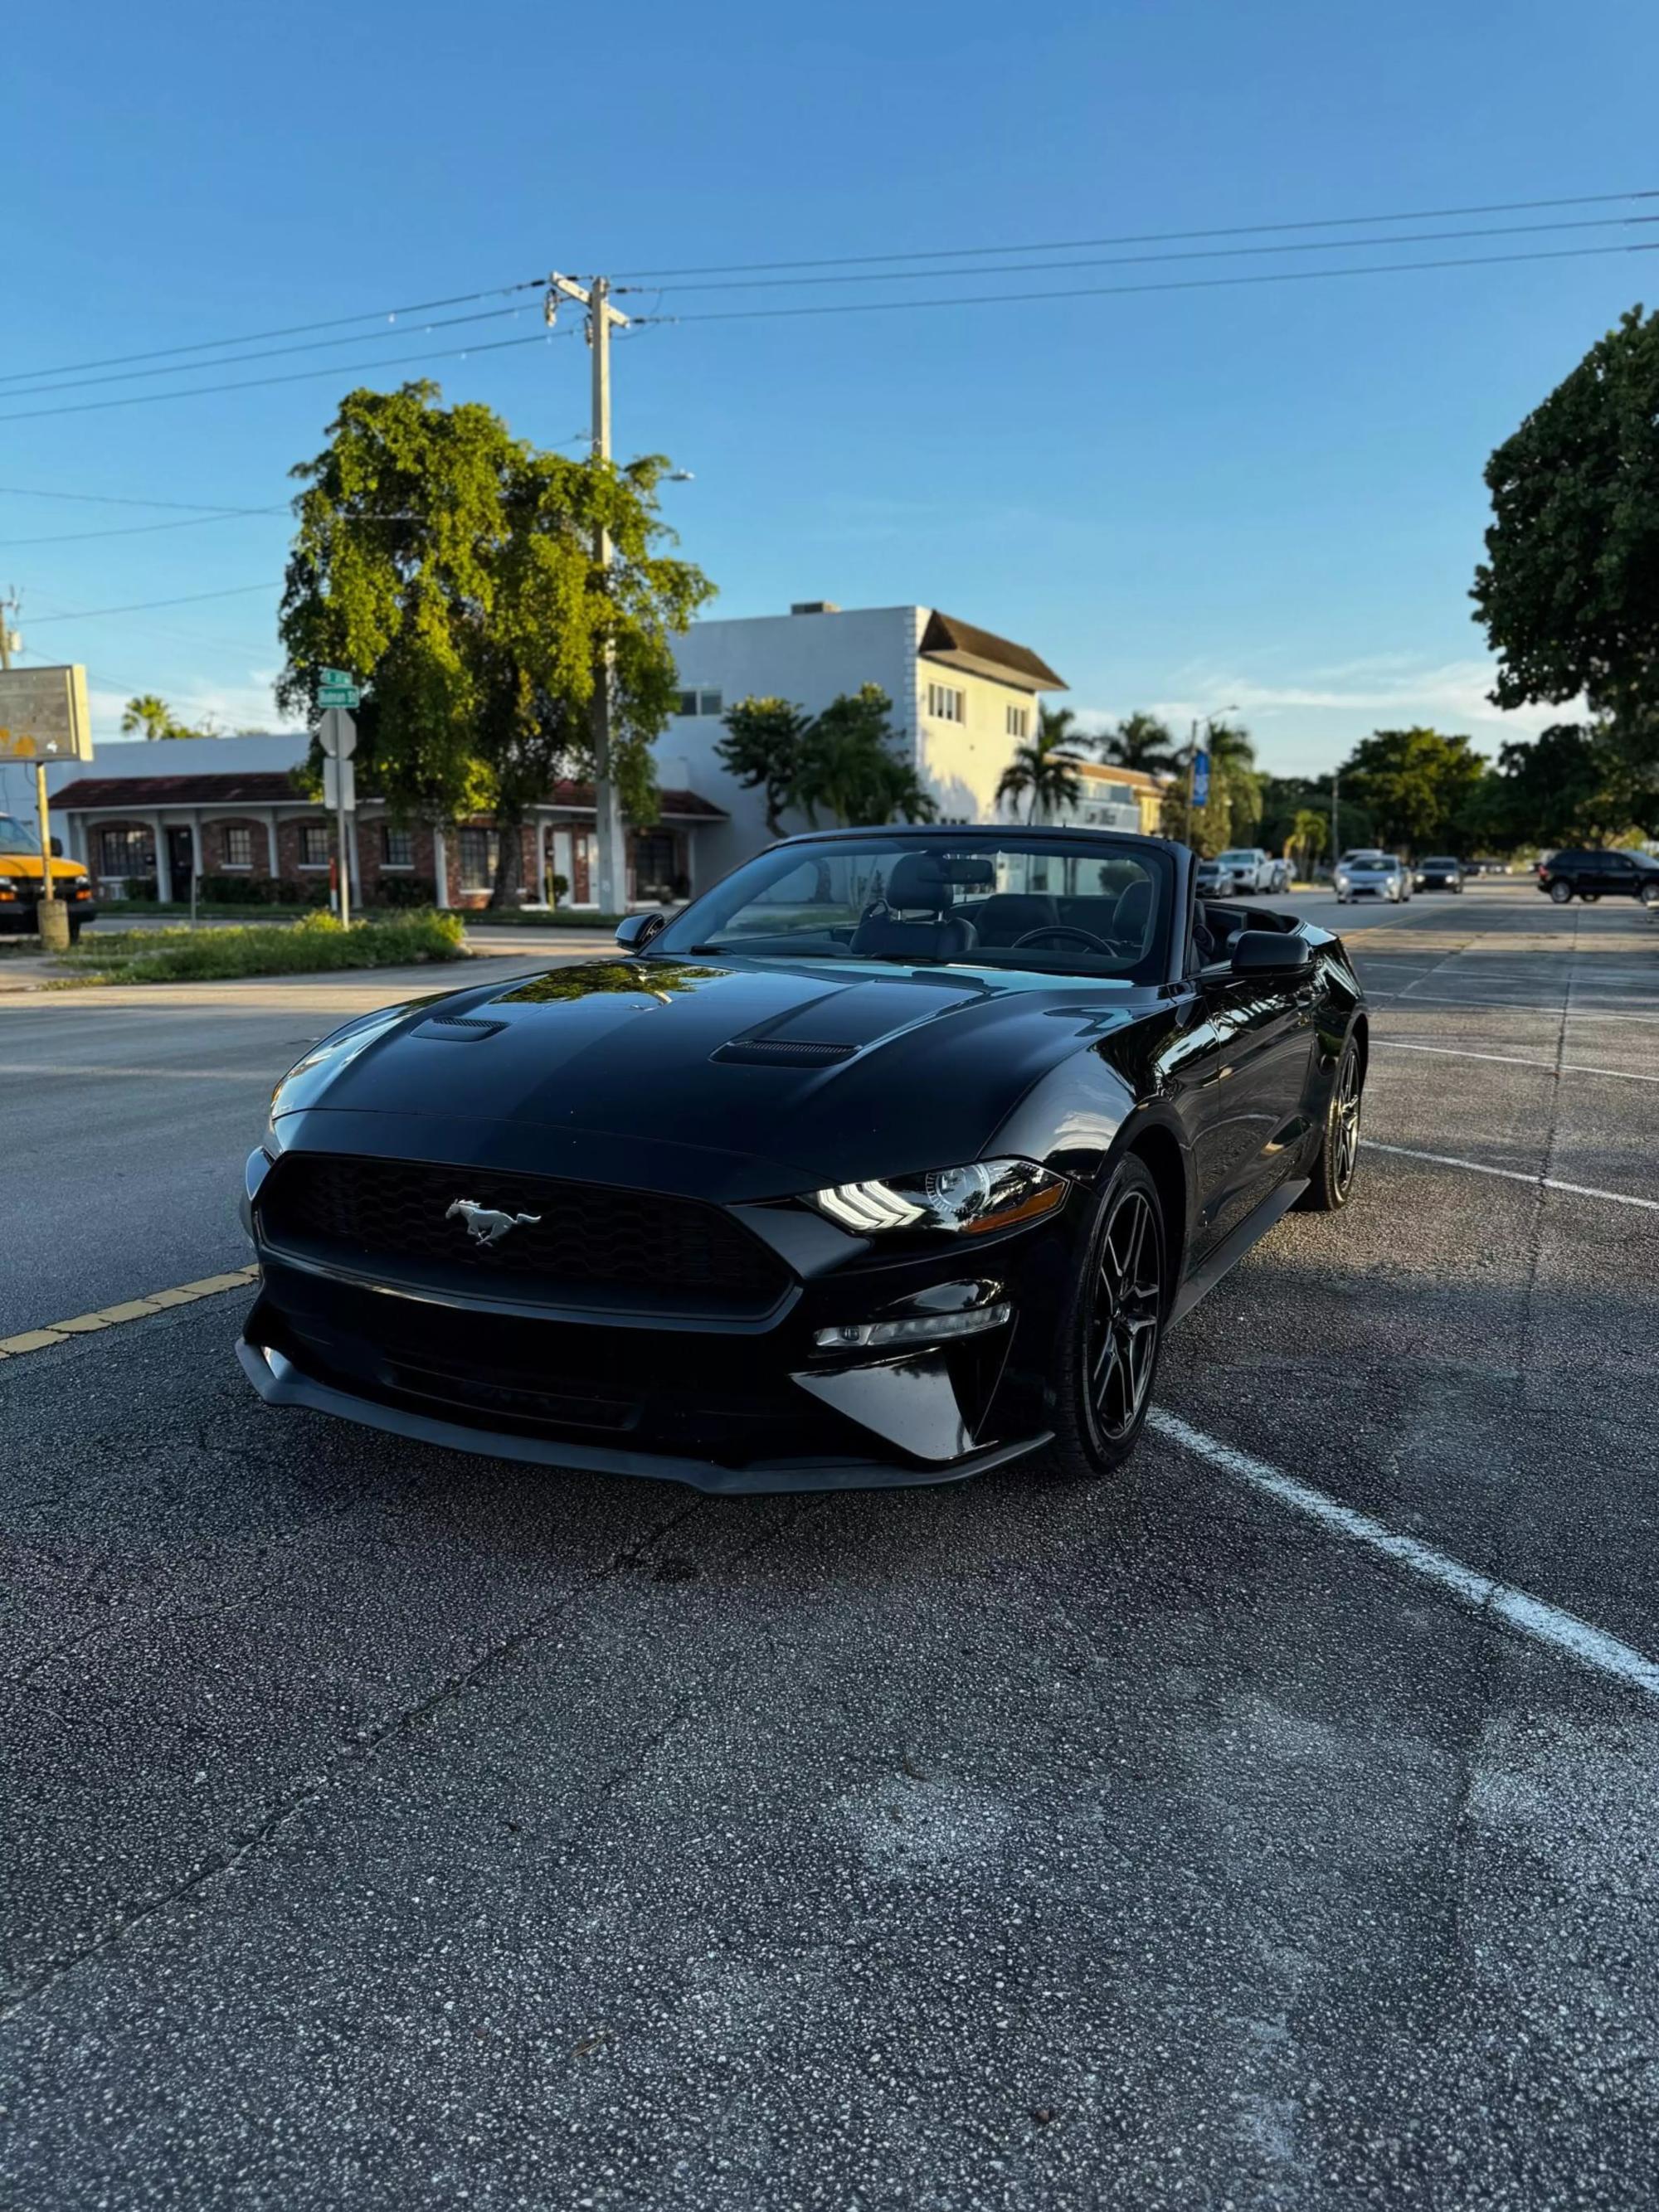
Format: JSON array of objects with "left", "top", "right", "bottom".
[
  {"left": 97, "top": 825, "right": 155, "bottom": 878},
  {"left": 632, "top": 829, "right": 681, "bottom": 902},
  {"left": 221, "top": 825, "right": 253, "bottom": 869},
  {"left": 676, "top": 688, "right": 724, "bottom": 717},
  {"left": 457, "top": 827, "right": 500, "bottom": 892},
  {"left": 1005, "top": 704, "right": 1029, "bottom": 740},
  {"left": 927, "top": 682, "right": 966, "bottom": 724},
  {"left": 381, "top": 824, "right": 414, "bottom": 869},
  {"left": 298, "top": 822, "right": 330, "bottom": 868}
]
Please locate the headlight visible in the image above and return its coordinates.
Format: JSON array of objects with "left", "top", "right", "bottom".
[{"left": 808, "top": 1158, "right": 1068, "bottom": 1236}]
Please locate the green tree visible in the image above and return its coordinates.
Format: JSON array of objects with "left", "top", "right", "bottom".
[
  {"left": 1289, "top": 808, "right": 1328, "bottom": 878},
  {"left": 120, "top": 693, "right": 202, "bottom": 741},
  {"left": 1483, "top": 720, "right": 1659, "bottom": 848},
  {"left": 1098, "top": 710, "right": 1178, "bottom": 775},
  {"left": 793, "top": 685, "right": 937, "bottom": 827},
  {"left": 1163, "top": 719, "right": 1262, "bottom": 853},
  {"left": 995, "top": 719, "right": 1086, "bottom": 822},
  {"left": 1336, "top": 727, "right": 1486, "bottom": 853},
  {"left": 715, "top": 697, "right": 813, "bottom": 839},
  {"left": 276, "top": 381, "right": 714, "bottom": 904},
  {"left": 1472, "top": 306, "right": 1659, "bottom": 743}
]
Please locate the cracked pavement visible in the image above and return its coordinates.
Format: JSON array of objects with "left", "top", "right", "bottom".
[{"left": 4, "top": 882, "right": 1659, "bottom": 2208}]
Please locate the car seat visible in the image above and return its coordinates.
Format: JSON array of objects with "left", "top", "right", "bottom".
[{"left": 850, "top": 852, "right": 980, "bottom": 960}]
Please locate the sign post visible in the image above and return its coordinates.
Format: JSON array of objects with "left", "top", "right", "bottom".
[
  {"left": 1191, "top": 748, "right": 1211, "bottom": 810},
  {"left": 0, "top": 664, "right": 94, "bottom": 951},
  {"left": 319, "top": 702, "right": 358, "bottom": 924}
]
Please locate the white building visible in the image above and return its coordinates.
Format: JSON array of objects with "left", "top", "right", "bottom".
[{"left": 656, "top": 601, "right": 1067, "bottom": 875}]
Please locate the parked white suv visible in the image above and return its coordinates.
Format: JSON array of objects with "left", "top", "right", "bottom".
[{"left": 1214, "top": 848, "right": 1281, "bottom": 895}]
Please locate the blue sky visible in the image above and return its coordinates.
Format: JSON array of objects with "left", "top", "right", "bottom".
[{"left": 5, "top": 0, "right": 1656, "bottom": 788}]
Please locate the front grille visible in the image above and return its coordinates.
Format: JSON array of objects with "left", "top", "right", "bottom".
[{"left": 260, "top": 1153, "right": 791, "bottom": 1315}]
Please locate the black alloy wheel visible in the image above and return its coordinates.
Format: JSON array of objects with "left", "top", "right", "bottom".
[
  {"left": 1039, "top": 1153, "right": 1167, "bottom": 1480},
  {"left": 1088, "top": 1182, "right": 1162, "bottom": 1446},
  {"left": 1298, "top": 1036, "right": 1363, "bottom": 1213}
]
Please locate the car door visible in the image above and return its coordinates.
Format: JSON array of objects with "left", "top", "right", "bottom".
[
  {"left": 1600, "top": 853, "right": 1637, "bottom": 898},
  {"left": 1163, "top": 945, "right": 1320, "bottom": 1262}
]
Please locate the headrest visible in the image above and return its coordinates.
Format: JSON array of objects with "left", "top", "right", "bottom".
[{"left": 882, "top": 852, "right": 995, "bottom": 910}]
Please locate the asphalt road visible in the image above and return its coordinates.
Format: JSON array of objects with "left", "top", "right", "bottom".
[{"left": 4, "top": 878, "right": 1659, "bottom": 2209}]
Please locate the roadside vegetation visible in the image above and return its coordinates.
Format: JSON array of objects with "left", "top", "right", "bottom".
[{"left": 56, "top": 910, "right": 466, "bottom": 985}]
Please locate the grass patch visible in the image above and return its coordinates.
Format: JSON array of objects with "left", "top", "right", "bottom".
[
  {"left": 57, "top": 909, "right": 468, "bottom": 985},
  {"left": 464, "top": 907, "right": 629, "bottom": 928}
]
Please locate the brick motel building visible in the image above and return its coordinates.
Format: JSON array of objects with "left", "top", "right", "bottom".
[{"left": 49, "top": 771, "right": 729, "bottom": 912}]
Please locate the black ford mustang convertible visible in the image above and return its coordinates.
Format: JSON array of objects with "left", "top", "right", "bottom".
[{"left": 239, "top": 827, "right": 1365, "bottom": 1493}]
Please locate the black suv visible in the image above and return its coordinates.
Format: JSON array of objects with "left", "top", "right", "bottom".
[{"left": 1537, "top": 849, "right": 1659, "bottom": 906}]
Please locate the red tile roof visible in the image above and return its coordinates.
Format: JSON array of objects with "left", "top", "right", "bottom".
[{"left": 53, "top": 773, "right": 727, "bottom": 821}]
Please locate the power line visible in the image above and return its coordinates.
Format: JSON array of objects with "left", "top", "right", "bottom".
[
  {"left": 26, "top": 583, "right": 280, "bottom": 624},
  {"left": 635, "top": 212, "right": 1656, "bottom": 295},
  {"left": 0, "top": 276, "right": 547, "bottom": 387},
  {"left": 0, "top": 511, "right": 288, "bottom": 549},
  {"left": 2, "top": 302, "right": 540, "bottom": 402},
  {"left": 0, "top": 328, "right": 577, "bottom": 427},
  {"left": 638, "top": 238, "right": 1658, "bottom": 326},
  {"left": 615, "top": 184, "right": 1659, "bottom": 279},
  {"left": 0, "top": 484, "right": 280, "bottom": 513}
]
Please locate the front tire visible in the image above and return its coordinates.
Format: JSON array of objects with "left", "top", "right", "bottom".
[
  {"left": 1297, "top": 1037, "right": 1363, "bottom": 1213},
  {"left": 1039, "top": 1154, "right": 1166, "bottom": 1481}
]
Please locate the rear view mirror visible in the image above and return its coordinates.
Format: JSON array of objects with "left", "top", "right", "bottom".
[
  {"left": 1231, "top": 929, "right": 1311, "bottom": 975},
  {"left": 615, "top": 911, "right": 666, "bottom": 950}
]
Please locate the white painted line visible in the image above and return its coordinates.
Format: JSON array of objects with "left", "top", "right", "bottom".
[
  {"left": 1370, "top": 989, "right": 1659, "bottom": 1025},
  {"left": 1373, "top": 1039, "right": 1659, "bottom": 1085},
  {"left": 0, "top": 1062, "right": 274, "bottom": 1082},
  {"left": 1149, "top": 1410, "right": 1659, "bottom": 1701},
  {"left": 1365, "top": 1139, "right": 1659, "bottom": 1212}
]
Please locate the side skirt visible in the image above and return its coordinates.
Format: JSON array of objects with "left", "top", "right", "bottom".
[{"left": 1170, "top": 1176, "right": 1309, "bottom": 1327}]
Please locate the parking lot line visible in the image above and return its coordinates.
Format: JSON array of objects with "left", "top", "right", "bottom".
[
  {"left": 1364, "top": 1140, "right": 1659, "bottom": 1212},
  {"left": 1149, "top": 1410, "right": 1659, "bottom": 1700},
  {"left": 0, "top": 1269, "right": 259, "bottom": 1359},
  {"left": 1373, "top": 1039, "right": 1659, "bottom": 1084},
  {"left": 0, "top": 1062, "right": 276, "bottom": 1082}
]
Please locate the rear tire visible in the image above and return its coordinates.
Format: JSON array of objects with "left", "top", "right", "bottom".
[
  {"left": 1550, "top": 879, "right": 1574, "bottom": 903},
  {"left": 1297, "top": 1036, "right": 1363, "bottom": 1213},
  {"left": 1036, "top": 1154, "right": 1167, "bottom": 1482},
  {"left": 1582, "top": 892, "right": 1600, "bottom": 904}
]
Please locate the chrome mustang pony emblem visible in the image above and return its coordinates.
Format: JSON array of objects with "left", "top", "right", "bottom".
[{"left": 445, "top": 1197, "right": 542, "bottom": 1247}]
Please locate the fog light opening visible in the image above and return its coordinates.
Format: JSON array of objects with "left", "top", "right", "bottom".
[{"left": 814, "top": 1302, "right": 1013, "bottom": 1352}]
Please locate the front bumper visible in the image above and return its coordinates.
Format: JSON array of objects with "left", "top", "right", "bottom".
[
  {"left": 239, "top": 1150, "right": 1072, "bottom": 1495},
  {"left": 0, "top": 892, "right": 97, "bottom": 933},
  {"left": 237, "top": 1339, "right": 1048, "bottom": 1494}
]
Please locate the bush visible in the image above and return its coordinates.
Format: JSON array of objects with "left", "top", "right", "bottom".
[
  {"left": 118, "top": 878, "right": 159, "bottom": 902},
  {"left": 196, "top": 873, "right": 275, "bottom": 904},
  {"left": 60, "top": 909, "right": 467, "bottom": 985},
  {"left": 270, "top": 877, "right": 330, "bottom": 907},
  {"left": 374, "top": 874, "right": 438, "bottom": 908}
]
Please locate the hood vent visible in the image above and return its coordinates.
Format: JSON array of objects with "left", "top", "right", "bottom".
[
  {"left": 712, "top": 1038, "right": 857, "bottom": 1067},
  {"left": 414, "top": 1014, "right": 506, "bottom": 1043}
]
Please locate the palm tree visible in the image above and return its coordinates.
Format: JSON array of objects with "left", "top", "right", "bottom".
[
  {"left": 997, "top": 723, "right": 1085, "bottom": 823},
  {"left": 120, "top": 694, "right": 178, "bottom": 741},
  {"left": 1099, "top": 711, "right": 1178, "bottom": 775}
]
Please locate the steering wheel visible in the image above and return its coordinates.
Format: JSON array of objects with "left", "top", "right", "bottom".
[{"left": 1012, "top": 924, "right": 1113, "bottom": 954}]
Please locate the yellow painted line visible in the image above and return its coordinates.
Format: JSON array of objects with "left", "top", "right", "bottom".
[{"left": 0, "top": 1266, "right": 259, "bottom": 1361}]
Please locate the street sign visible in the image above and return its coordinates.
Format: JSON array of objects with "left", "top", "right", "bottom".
[
  {"left": 323, "top": 755, "right": 357, "bottom": 811},
  {"left": 317, "top": 664, "right": 361, "bottom": 709},
  {"left": 0, "top": 664, "right": 94, "bottom": 761},
  {"left": 318, "top": 707, "right": 358, "bottom": 760},
  {"left": 1192, "top": 748, "right": 1211, "bottom": 809}
]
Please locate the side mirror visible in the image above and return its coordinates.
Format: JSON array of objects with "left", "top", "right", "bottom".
[
  {"left": 49, "top": 836, "right": 63, "bottom": 857},
  {"left": 1231, "top": 929, "right": 1311, "bottom": 976},
  {"left": 615, "top": 911, "right": 667, "bottom": 951}
]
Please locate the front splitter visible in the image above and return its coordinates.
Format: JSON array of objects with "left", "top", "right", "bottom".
[{"left": 237, "top": 1340, "right": 1050, "bottom": 1497}]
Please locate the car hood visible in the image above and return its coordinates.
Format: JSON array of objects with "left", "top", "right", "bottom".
[{"left": 270, "top": 953, "right": 1150, "bottom": 1201}]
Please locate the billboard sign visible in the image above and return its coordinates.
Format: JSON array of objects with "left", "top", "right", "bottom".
[{"left": 0, "top": 664, "right": 94, "bottom": 761}]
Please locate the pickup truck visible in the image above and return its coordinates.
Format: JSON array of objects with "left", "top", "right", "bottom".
[
  {"left": 1214, "top": 848, "right": 1287, "bottom": 895},
  {"left": 0, "top": 813, "right": 98, "bottom": 940}
]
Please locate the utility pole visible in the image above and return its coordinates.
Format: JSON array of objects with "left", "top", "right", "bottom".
[
  {"left": 0, "top": 590, "right": 61, "bottom": 936},
  {"left": 547, "top": 273, "right": 631, "bottom": 918}
]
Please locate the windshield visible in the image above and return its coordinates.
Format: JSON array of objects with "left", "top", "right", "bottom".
[
  {"left": 1345, "top": 853, "right": 1390, "bottom": 866},
  {"left": 655, "top": 833, "right": 1175, "bottom": 981},
  {"left": 1423, "top": 856, "right": 1458, "bottom": 868},
  {"left": 0, "top": 814, "right": 33, "bottom": 848},
  {"left": 1218, "top": 850, "right": 1255, "bottom": 865}
]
